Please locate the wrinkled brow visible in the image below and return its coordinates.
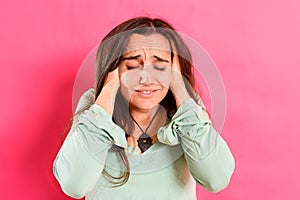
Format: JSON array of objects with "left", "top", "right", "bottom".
[{"left": 121, "top": 55, "right": 142, "bottom": 61}]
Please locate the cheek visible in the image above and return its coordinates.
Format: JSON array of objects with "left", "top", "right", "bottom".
[
  {"left": 119, "top": 71, "right": 140, "bottom": 100},
  {"left": 120, "top": 70, "right": 140, "bottom": 87},
  {"left": 153, "top": 71, "right": 172, "bottom": 88}
]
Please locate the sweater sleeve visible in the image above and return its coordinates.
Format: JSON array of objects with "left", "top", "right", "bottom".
[
  {"left": 157, "top": 98, "right": 235, "bottom": 192},
  {"left": 53, "top": 89, "right": 127, "bottom": 199}
]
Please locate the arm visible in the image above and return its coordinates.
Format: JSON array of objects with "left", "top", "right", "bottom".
[
  {"left": 53, "top": 88, "right": 127, "bottom": 198},
  {"left": 161, "top": 52, "right": 235, "bottom": 192},
  {"left": 53, "top": 69, "right": 126, "bottom": 198},
  {"left": 157, "top": 97, "right": 235, "bottom": 192}
]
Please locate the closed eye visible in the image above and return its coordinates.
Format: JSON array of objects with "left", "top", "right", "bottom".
[
  {"left": 154, "top": 65, "right": 166, "bottom": 71},
  {"left": 126, "top": 65, "right": 140, "bottom": 70}
]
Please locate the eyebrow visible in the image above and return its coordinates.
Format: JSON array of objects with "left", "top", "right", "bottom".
[
  {"left": 121, "top": 55, "right": 142, "bottom": 61},
  {"left": 121, "top": 54, "right": 170, "bottom": 63},
  {"left": 153, "top": 55, "right": 170, "bottom": 63}
]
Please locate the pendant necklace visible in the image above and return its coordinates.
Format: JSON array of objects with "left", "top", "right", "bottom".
[{"left": 130, "top": 108, "right": 160, "bottom": 153}]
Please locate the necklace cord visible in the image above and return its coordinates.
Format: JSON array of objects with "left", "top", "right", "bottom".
[
  {"left": 129, "top": 107, "right": 160, "bottom": 137},
  {"left": 129, "top": 107, "right": 160, "bottom": 153}
]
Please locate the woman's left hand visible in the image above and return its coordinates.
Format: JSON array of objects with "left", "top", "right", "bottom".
[{"left": 169, "top": 53, "right": 191, "bottom": 108}]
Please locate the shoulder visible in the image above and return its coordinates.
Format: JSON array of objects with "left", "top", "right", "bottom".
[{"left": 75, "top": 88, "right": 95, "bottom": 113}]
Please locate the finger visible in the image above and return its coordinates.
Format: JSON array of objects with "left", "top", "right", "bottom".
[
  {"left": 172, "top": 53, "right": 182, "bottom": 74},
  {"left": 169, "top": 39, "right": 181, "bottom": 73},
  {"left": 104, "top": 67, "right": 120, "bottom": 86}
]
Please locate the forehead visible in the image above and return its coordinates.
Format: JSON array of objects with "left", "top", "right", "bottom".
[{"left": 125, "top": 33, "right": 171, "bottom": 54}]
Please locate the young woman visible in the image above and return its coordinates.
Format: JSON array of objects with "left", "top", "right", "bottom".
[{"left": 53, "top": 17, "right": 235, "bottom": 200}]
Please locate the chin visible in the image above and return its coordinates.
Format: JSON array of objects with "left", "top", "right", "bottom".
[{"left": 129, "top": 100, "right": 160, "bottom": 111}]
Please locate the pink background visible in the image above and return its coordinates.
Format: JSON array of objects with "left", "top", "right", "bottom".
[{"left": 1, "top": 0, "right": 299, "bottom": 199}]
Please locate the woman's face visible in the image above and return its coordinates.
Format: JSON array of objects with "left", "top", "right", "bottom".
[{"left": 119, "top": 33, "right": 172, "bottom": 111}]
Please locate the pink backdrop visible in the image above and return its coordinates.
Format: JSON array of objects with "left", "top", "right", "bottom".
[{"left": 1, "top": 0, "right": 299, "bottom": 199}]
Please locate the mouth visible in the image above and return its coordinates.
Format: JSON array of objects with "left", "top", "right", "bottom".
[{"left": 134, "top": 89, "right": 159, "bottom": 97}]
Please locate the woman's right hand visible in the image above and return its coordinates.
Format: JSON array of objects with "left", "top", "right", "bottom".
[
  {"left": 102, "top": 67, "right": 120, "bottom": 88},
  {"left": 95, "top": 67, "right": 120, "bottom": 117}
]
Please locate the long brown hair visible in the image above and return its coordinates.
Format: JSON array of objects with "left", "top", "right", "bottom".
[{"left": 65, "top": 17, "right": 201, "bottom": 186}]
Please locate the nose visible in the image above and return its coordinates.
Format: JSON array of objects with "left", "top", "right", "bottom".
[{"left": 139, "top": 65, "right": 155, "bottom": 85}]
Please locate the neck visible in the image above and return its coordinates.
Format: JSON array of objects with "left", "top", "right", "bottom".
[{"left": 129, "top": 105, "right": 160, "bottom": 127}]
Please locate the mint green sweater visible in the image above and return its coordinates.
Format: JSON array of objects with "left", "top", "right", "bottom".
[{"left": 53, "top": 89, "right": 235, "bottom": 199}]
